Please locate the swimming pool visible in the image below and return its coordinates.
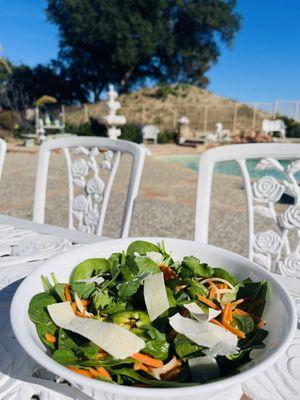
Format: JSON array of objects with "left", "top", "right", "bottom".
[{"left": 159, "top": 155, "right": 300, "bottom": 180}]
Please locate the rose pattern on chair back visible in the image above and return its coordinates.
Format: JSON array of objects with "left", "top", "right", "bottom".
[
  {"left": 69, "top": 146, "right": 116, "bottom": 234},
  {"left": 251, "top": 158, "right": 300, "bottom": 279}
]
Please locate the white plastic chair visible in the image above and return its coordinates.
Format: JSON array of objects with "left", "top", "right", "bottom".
[
  {"left": 33, "top": 137, "right": 145, "bottom": 237},
  {"left": 195, "top": 143, "right": 300, "bottom": 399},
  {"left": 262, "top": 119, "right": 286, "bottom": 138},
  {"left": 142, "top": 125, "right": 159, "bottom": 144},
  {"left": 0, "top": 138, "right": 7, "bottom": 179}
]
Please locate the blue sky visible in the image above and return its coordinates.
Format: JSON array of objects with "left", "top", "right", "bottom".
[{"left": 0, "top": 0, "right": 299, "bottom": 102}]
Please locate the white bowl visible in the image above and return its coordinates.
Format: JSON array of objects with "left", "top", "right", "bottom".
[{"left": 10, "top": 238, "right": 297, "bottom": 400}]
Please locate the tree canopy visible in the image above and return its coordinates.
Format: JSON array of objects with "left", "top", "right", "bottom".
[{"left": 46, "top": 0, "right": 241, "bottom": 102}]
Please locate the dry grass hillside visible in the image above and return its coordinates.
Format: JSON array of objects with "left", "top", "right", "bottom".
[{"left": 65, "top": 84, "right": 269, "bottom": 135}]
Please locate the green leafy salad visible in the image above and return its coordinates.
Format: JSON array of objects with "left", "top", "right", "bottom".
[{"left": 28, "top": 240, "right": 269, "bottom": 387}]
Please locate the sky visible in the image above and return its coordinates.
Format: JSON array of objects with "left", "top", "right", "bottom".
[{"left": 0, "top": 0, "right": 300, "bottom": 103}]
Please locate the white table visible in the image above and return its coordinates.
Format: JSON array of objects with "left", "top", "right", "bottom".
[
  {"left": 0, "top": 215, "right": 299, "bottom": 400},
  {"left": 0, "top": 215, "right": 108, "bottom": 400}
]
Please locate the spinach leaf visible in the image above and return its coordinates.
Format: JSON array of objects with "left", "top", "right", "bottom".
[
  {"left": 54, "top": 283, "right": 66, "bottom": 301},
  {"left": 108, "top": 252, "right": 125, "bottom": 272},
  {"left": 135, "top": 256, "right": 160, "bottom": 274},
  {"left": 71, "top": 282, "right": 96, "bottom": 299},
  {"left": 239, "top": 328, "right": 269, "bottom": 350},
  {"left": 113, "top": 368, "right": 195, "bottom": 387},
  {"left": 71, "top": 258, "right": 110, "bottom": 282},
  {"left": 187, "top": 279, "right": 208, "bottom": 299},
  {"left": 143, "top": 326, "right": 169, "bottom": 360},
  {"left": 127, "top": 240, "right": 160, "bottom": 256},
  {"left": 237, "top": 279, "right": 269, "bottom": 317},
  {"left": 28, "top": 292, "right": 56, "bottom": 325},
  {"left": 174, "top": 333, "right": 204, "bottom": 360},
  {"left": 80, "top": 357, "right": 134, "bottom": 367},
  {"left": 232, "top": 314, "right": 254, "bottom": 334},
  {"left": 52, "top": 348, "right": 79, "bottom": 365},
  {"left": 179, "top": 256, "right": 213, "bottom": 278},
  {"left": 58, "top": 329, "right": 80, "bottom": 349},
  {"left": 36, "top": 322, "right": 58, "bottom": 350},
  {"left": 213, "top": 268, "right": 238, "bottom": 286},
  {"left": 104, "top": 300, "right": 128, "bottom": 314}
]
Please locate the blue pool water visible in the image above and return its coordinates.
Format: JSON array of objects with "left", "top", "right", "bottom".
[{"left": 160, "top": 155, "right": 300, "bottom": 180}]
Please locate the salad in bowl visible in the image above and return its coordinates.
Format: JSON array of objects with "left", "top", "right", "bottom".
[{"left": 27, "top": 240, "right": 271, "bottom": 388}]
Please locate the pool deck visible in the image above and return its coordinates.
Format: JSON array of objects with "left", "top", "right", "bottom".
[{"left": 0, "top": 143, "right": 276, "bottom": 257}]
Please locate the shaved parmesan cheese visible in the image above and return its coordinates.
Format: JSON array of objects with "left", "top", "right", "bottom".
[
  {"left": 151, "top": 356, "right": 178, "bottom": 380},
  {"left": 146, "top": 251, "right": 163, "bottom": 264},
  {"left": 184, "top": 302, "right": 221, "bottom": 322},
  {"left": 203, "top": 341, "right": 239, "bottom": 357},
  {"left": 68, "top": 318, "right": 144, "bottom": 359},
  {"left": 144, "top": 272, "right": 169, "bottom": 321},
  {"left": 169, "top": 313, "right": 237, "bottom": 349},
  {"left": 76, "top": 275, "right": 104, "bottom": 285},
  {"left": 188, "top": 356, "right": 219, "bottom": 382},
  {"left": 47, "top": 302, "right": 75, "bottom": 329},
  {"left": 47, "top": 302, "right": 145, "bottom": 359}
]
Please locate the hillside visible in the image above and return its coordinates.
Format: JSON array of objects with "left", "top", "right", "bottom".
[{"left": 65, "top": 84, "right": 269, "bottom": 135}]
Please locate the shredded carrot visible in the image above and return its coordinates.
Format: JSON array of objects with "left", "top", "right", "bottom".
[
  {"left": 132, "top": 353, "right": 163, "bottom": 368},
  {"left": 209, "top": 286, "right": 217, "bottom": 299},
  {"left": 222, "top": 302, "right": 232, "bottom": 324},
  {"left": 64, "top": 284, "right": 72, "bottom": 302},
  {"left": 223, "top": 321, "right": 246, "bottom": 338},
  {"left": 216, "top": 283, "right": 227, "bottom": 289},
  {"left": 75, "top": 310, "right": 89, "bottom": 318},
  {"left": 81, "top": 299, "right": 89, "bottom": 307},
  {"left": 71, "top": 302, "right": 77, "bottom": 312},
  {"left": 45, "top": 333, "right": 56, "bottom": 343},
  {"left": 198, "top": 295, "right": 220, "bottom": 310},
  {"left": 96, "top": 366, "right": 112, "bottom": 380},
  {"left": 256, "top": 320, "right": 265, "bottom": 329},
  {"left": 210, "top": 318, "right": 225, "bottom": 328},
  {"left": 133, "top": 362, "right": 150, "bottom": 372},
  {"left": 222, "top": 302, "right": 245, "bottom": 338},
  {"left": 67, "top": 366, "right": 93, "bottom": 378},
  {"left": 233, "top": 309, "right": 249, "bottom": 317},
  {"left": 158, "top": 264, "right": 177, "bottom": 280}
]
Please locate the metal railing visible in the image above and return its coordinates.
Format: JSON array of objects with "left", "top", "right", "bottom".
[{"left": 64, "top": 100, "right": 300, "bottom": 135}]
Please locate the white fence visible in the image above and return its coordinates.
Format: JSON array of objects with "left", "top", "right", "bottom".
[{"left": 64, "top": 100, "right": 300, "bottom": 135}]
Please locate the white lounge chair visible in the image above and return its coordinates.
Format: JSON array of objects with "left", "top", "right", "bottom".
[
  {"left": 262, "top": 119, "right": 286, "bottom": 138},
  {"left": 142, "top": 125, "right": 160, "bottom": 144}
]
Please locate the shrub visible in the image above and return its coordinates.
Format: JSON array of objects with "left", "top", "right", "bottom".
[
  {"left": 0, "top": 110, "right": 14, "bottom": 131},
  {"left": 120, "top": 123, "right": 143, "bottom": 143},
  {"left": 65, "top": 123, "right": 93, "bottom": 136},
  {"left": 157, "top": 129, "right": 176, "bottom": 143},
  {"left": 279, "top": 116, "right": 300, "bottom": 138}
]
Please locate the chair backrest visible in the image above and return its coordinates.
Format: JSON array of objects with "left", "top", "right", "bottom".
[
  {"left": 262, "top": 119, "right": 286, "bottom": 133},
  {"left": 142, "top": 125, "right": 160, "bottom": 139},
  {"left": 0, "top": 138, "right": 7, "bottom": 179},
  {"left": 195, "top": 143, "right": 300, "bottom": 276},
  {"left": 33, "top": 136, "right": 145, "bottom": 237}
]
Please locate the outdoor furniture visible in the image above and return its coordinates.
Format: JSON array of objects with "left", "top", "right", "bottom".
[
  {"left": 0, "top": 214, "right": 108, "bottom": 400},
  {"left": 33, "top": 136, "right": 145, "bottom": 238},
  {"left": 195, "top": 143, "right": 300, "bottom": 399},
  {"left": 262, "top": 119, "right": 286, "bottom": 139},
  {"left": 142, "top": 124, "right": 160, "bottom": 144},
  {"left": 0, "top": 138, "right": 7, "bottom": 178}
]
